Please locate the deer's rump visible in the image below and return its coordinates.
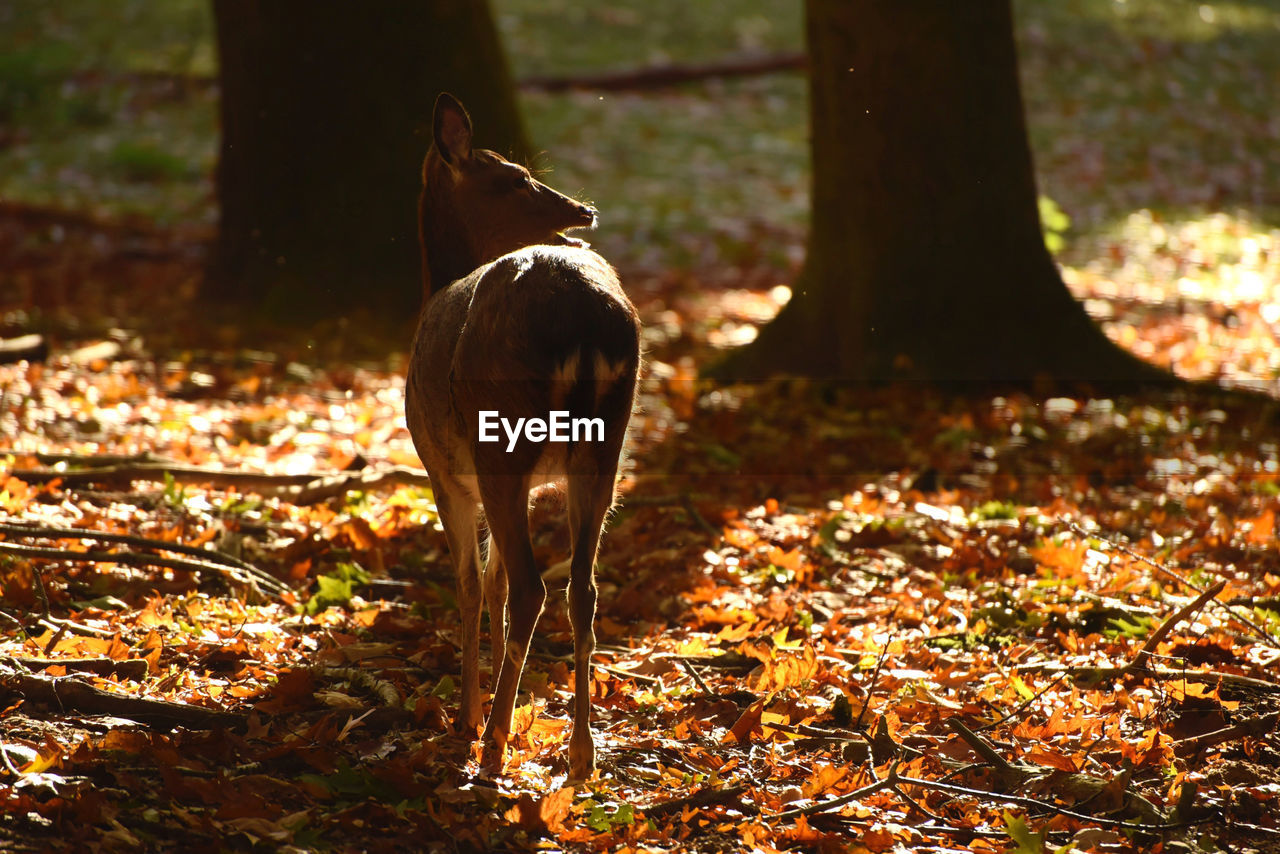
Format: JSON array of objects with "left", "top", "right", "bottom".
[{"left": 406, "top": 244, "right": 639, "bottom": 484}]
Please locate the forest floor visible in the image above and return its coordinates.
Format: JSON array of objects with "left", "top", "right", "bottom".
[{"left": 3, "top": 1, "right": 1280, "bottom": 852}]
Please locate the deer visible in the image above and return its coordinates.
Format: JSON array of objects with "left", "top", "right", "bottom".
[{"left": 405, "top": 93, "right": 640, "bottom": 782}]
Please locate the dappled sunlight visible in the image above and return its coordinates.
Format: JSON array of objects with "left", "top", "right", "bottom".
[{"left": 1063, "top": 210, "right": 1280, "bottom": 389}]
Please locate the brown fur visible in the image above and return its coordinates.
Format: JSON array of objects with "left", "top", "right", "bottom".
[{"left": 406, "top": 94, "right": 640, "bottom": 780}]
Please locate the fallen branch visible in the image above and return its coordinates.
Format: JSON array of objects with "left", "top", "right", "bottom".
[
  {"left": 289, "top": 466, "right": 430, "bottom": 505},
  {"left": 679, "top": 658, "right": 712, "bottom": 694},
  {"left": 893, "top": 775, "right": 1182, "bottom": 832},
  {"left": 521, "top": 51, "right": 806, "bottom": 93},
  {"left": 646, "top": 784, "right": 751, "bottom": 819},
  {"left": 1125, "top": 580, "right": 1226, "bottom": 675},
  {"left": 855, "top": 608, "right": 898, "bottom": 730},
  {"left": 7, "top": 462, "right": 317, "bottom": 490},
  {"left": 6, "top": 462, "right": 430, "bottom": 506},
  {"left": 2, "top": 669, "right": 243, "bottom": 730},
  {"left": 945, "top": 718, "right": 1026, "bottom": 781},
  {"left": 945, "top": 718, "right": 1164, "bottom": 823},
  {"left": 1068, "top": 521, "right": 1279, "bottom": 649},
  {"left": 1174, "top": 710, "right": 1280, "bottom": 754},
  {"left": 2, "top": 656, "right": 149, "bottom": 680},
  {"left": 1013, "top": 662, "right": 1280, "bottom": 692},
  {"left": 0, "top": 541, "right": 284, "bottom": 601},
  {"left": 777, "top": 762, "right": 898, "bottom": 820},
  {"left": 0, "top": 520, "right": 286, "bottom": 594}
]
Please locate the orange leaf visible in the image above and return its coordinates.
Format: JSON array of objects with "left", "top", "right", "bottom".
[
  {"left": 1025, "top": 746, "right": 1078, "bottom": 772},
  {"left": 503, "top": 787, "right": 574, "bottom": 835},
  {"left": 724, "top": 697, "right": 765, "bottom": 744}
]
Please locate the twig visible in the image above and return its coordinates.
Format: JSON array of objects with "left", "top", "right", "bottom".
[
  {"left": 892, "top": 775, "right": 1189, "bottom": 832},
  {"left": 945, "top": 718, "right": 1022, "bottom": 778},
  {"left": 1068, "top": 521, "right": 1279, "bottom": 650},
  {"left": 855, "top": 607, "right": 898, "bottom": 729},
  {"left": 289, "top": 466, "right": 431, "bottom": 504},
  {"left": 777, "top": 759, "right": 900, "bottom": 821},
  {"left": 978, "top": 670, "right": 1068, "bottom": 731},
  {"left": 32, "top": 616, "right": 115, "bottom": 640},
  {"left": 596, "top": 664, "right": 660, "bottom": 685},
  {"left": 0, "top": 541, "right": 282, "bottom": 600},
  {"left": 0, "top": 521, "right": 287, "bottom": 594},
  {"left": 645, "top": 784, "right": 751, "bottom": 819},
  {"left": 679, "top": 658, "right": 712, "bottom": 694},
  {"left": 680, "top": 493, "right": 721, "bottom": 541},
  {"left": 1125, "top": 580, "right": 1226, "bottom": 675},
  {"left": 1013, "top": 662, "right": 1280, "bottom": 692},
  {"left": 8, "top": 462, "right": 316, "bottom": 490}
]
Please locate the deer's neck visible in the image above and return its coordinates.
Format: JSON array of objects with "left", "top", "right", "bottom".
[
  {"left": 419, "top": 199, "right": 475, "bottom": 307},
  {"left": 418, "top": 169, "right": 482, "bottom": 307}
]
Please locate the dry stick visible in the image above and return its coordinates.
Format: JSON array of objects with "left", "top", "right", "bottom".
[
  {"left": 1125, "top": 579, "right": 1226, "bottom": 675},
  {"left": 2, "top": 669, "right": 242, "bottom": 730},
  {"left": 855, "top": 607, "right": 899, "bottom": 730},
  {"left": 7, "top": 462, "right": 430, "bottom": 506},
  {"left": 977, "top": 670, "right": 1069, "bottom": 731},
  {"left": 780, "top": 760, "right": 1184, "bottom": 831},
  {"left": 777, "top": 759, "right": 900, "bottom": 821},
  {"left": 1173, "top": 710, "right": 1280, "bottom": 755},
  {"left": 945, "top": 718, "right": 1022, "bottom": 778},
  {"left": 1068, "top": 521, "right": 1279, "bottom": 650},
  {"left": 645, "top": 784, "right": 751, "bottom": 819},
  {"left": 679, "top": 658, "right": 712, "bottom": 694},
  {"left": 8, "top": 462, "right": 317, "bottom": 490},
  {"left": 0, "top": 521, "right": 286, "bottom": 594},
  {"left": 1013, "top": 662, "right": 1280, "bottom": 692},
  {"left": 0, "top": 542, "right": 281, "bottom": 601},
  {"left": 680, "top": 493, "right": 721, "bottom": 541},
  {"left": 891, "top": 776, "right": 1193, "bottom": 833},
  {"left": 1, "top": 656, "right": 149, "bottom": 680},
  {"left": 33, "top": 616, "right": 114, "bottom": 640}
]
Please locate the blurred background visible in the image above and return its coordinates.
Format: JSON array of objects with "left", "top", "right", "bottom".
[{"left": 0, "top": 0, "right": 1277, "bottom": 383}]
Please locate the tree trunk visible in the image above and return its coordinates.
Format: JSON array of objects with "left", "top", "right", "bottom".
[
  {"left": 208, "top": 0, "right": 529, "bottom": 320},
  {"left": 714, "top": 0, "right": 1169, "bottom": 388}
]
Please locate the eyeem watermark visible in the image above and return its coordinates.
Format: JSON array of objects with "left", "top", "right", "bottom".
[{"left": 478, "top": 410, "right": 605, "bottom": 452}]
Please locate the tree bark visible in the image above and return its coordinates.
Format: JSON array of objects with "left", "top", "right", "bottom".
[
  {"left": 713, "top": 0, "right": 1169, "bottom": 388},
  {"left": 207, "top": 0, "right": 529, "bottom": 319}
]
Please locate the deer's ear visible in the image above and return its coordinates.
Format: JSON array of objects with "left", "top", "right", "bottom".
[{"left": 433, "top": 93, "right": 473, "bottom": 165}]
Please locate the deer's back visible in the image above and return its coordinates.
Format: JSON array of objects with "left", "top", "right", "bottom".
[{"left": 406, "top": 245, "right": 639, "bottom": 490}]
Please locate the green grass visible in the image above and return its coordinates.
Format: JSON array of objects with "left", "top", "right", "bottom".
[{"left": 0, "top": 0, "right": 1276, "bottom": 278}]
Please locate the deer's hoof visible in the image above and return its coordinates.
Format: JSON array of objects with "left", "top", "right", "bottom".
[
  {"left": 568, "top": 738, "right": 596, "bottom": 783},
  {"left": 479, "top": 726, "right": 508, "bottom": 773},
  {"left": 457, "top": 709, "right": 484, "bottom": 737}
]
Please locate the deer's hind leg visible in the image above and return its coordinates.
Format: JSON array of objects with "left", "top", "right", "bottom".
[
  {"left": 482, "top": 534, "right": 508, "bottom": 681},
  {"left": 434, "top": 481, "right": 484, "bottom": 733},
  {"left": 477, "top": 475, "right": 543, "bottom": 770},
  {"left": 564, "top": 467, "right": 616, "bottom": 781}
]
